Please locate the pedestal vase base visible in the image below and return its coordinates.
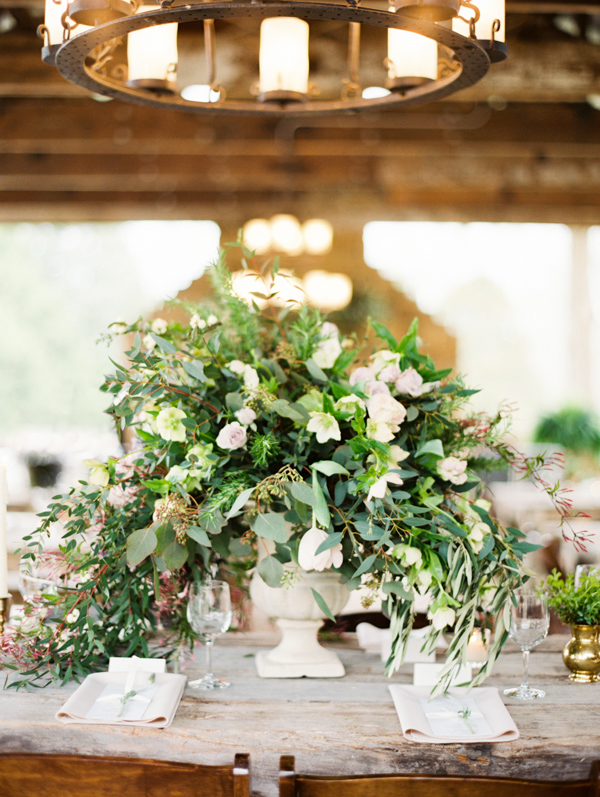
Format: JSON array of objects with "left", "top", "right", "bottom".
[{"left": 255, "top": 618, "right": 345, "bottom": 678}]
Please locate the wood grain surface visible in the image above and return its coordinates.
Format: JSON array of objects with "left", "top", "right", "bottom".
[{"left": 1, "top": 634, "right": 599, "bottom": 797}]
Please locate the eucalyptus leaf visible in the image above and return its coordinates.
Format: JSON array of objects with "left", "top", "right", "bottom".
[
  {"left": 126, "top": 525, "right": 158, "bottom": 567},
  {"left": 312, "top": 474, "right": 330, "bottom": 527},
  {"left": 226, "top": 486, "right": 255, "bottom": 519},
  {"left": 312, "top": 460, "right": 350, "bottom": 477},
  {"left": 305, "top": 358, "right": 327, "bottom": 383},
  {"left": 182, "top": 359, "right": 206, "bottom": 382},
  {"left": 258, "top": 555, "right": 284, "bottom": 588},
  {"left": 187, "top": 525, "right": 212, "bottom": 547},
  {"left": 163, "top": 539, "right": 188, "bottom": 570},
  {"left": 253, "top": 512, "right": 288, "bottom": 543},
  {"left": 311, "top": 588, "right": 336, "bottom": 621},
  {"left": 415, "top": 439, "right": 444, "bottom": 459},
  {"left": 289, "top": 481, "right": 316, "bottom": 507},
  {"left": 315, "top": 531, "right": 344, "bottom": 556}
]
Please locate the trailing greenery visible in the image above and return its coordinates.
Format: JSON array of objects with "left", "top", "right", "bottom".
[
  {"left": 2, "top": 244, "right": 538, "bottom": 693},
  {"left": 544, "top": 569, "right": 600, "bottom": 626}
]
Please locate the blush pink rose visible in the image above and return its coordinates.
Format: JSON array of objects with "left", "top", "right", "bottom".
[
  {"left": 349, "top": 366, "right": 376, "bottom": 386},
  {"left": 216, "top": 421, "right": 247, "bottom": 450},
  {"left": 395, "top": 367, "right": 424, "bottom": 397}
]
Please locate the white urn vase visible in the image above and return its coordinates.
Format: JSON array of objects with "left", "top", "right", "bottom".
[{"left": 250, "top": 565, "right": 350, "bottom": 678}]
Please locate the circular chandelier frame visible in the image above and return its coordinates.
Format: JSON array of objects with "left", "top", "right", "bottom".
[{"left": 53, "top": 0, "right": 491, "bottom": 116}]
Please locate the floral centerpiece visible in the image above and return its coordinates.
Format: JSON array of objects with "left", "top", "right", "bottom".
[{"left": 3, "top": 246, "right": 580, "bottom": 692}]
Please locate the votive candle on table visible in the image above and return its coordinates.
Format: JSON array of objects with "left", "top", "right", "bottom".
[
  {"left": 0, "top": 465, "right": 8, "bottom": 596},
  {"left": 466, "top": 628, "right": 488, "bottom": 663}
]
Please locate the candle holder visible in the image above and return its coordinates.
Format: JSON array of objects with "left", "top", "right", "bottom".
[{"left": 0, "top": 595, "right": 11, "bottom": 636}]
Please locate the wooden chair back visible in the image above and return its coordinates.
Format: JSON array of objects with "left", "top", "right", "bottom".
[
  {"left": 279, "top": 755, "right": 600, "bottom": 797},
  {"left": 0, "top": 752, "right": 250, "bottom": 797}
]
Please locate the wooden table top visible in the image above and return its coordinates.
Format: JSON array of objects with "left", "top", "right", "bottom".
[{"left": 1, "top": 633, "right": 599, "bottom": 796}]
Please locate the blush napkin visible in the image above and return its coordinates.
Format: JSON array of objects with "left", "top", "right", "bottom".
[
  {"left": 389, "top": 685, "right": 519, "bottom": 744},
  {"left": 56, "top": 671, "right": 187, "bottom": 729}
]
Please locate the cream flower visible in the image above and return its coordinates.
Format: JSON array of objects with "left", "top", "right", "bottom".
[
  {"left": 298, "top": 525, "right": 343, "bottom": 572},
  {"left": 243, "top": 366, "right": 260, "bottom": 391},
  {"left": 313, "top": 336, "right": 342, "bottom": 369},
  {"left": 370, "top": 349, "right": 401, "bottom": 375},
  {"left": 395, "top": 367, "right": 424, "bottom": 397},
  {"left": 365, "top": 419, "right": 395, "bottom": 443},
  {"left": 156, "top": 407, "right": 187, "bottom": 442},
  {"left": 142, "top": 334, "right": 157, "bottom": 351},
  {"left": 190, "top": 314, "right": 207, "bottom": 331},
  {"left": 307, "top": 412, "right": 341, "bottom": 444},
  {"left": 394, "top": 543, "right": 423, "bottom": 569},
  {"left": 366, "top": 393, "right": 407, "bottom": 431},
  {"left": 235, "top": 406, "right": 257, "bottom": 426},
  {"left": 367, "top": 471, "right": 403, "bottom": 502},
  {"left": 429, "top": 605, "right": 456, "bottom": 631},
  {"left": 216, "top": 421, "right": 247, "bottom": 450},
  {"left": 437, "top": 456, "right": 468, "bottom": 485},
  {"left": 468, "top": 521, "right": 489, "bottom": 554},
  {"left": 84, "top": 460, "right": 109, "bottom": 487},
  {"left": 151, "top": 318, "right": 168, "bottom": 335},
  {"left": 227, "top": 359, "right": 246, "bottom": 375},
  {"left": 333, "top": 395, "right": 366, "bottom": 416},
  {"left": 207, "top": 314, "right": 218, "bottom": 326}
]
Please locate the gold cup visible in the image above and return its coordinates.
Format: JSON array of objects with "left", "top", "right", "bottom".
[{"left": 563, "top": 624, "right": 600, "bottom": 682}]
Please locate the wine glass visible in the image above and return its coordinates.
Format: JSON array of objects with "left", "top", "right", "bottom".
[
  {"left": 575, "top": 564, "right": 600, "bottom": 588},
  {"left": 186, "top": 580, "right": 232, "bottom": 689},
  {"left": 504, "top": 589, "right": 549, "bottom": 700}
]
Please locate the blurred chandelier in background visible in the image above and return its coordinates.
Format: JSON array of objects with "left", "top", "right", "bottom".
[
  {"left": 243, "top": 216, "right": 334, "bottom": 256},
  {"left": 38, "top": 0, "right": 506, "bottom": 115},
  {"left": 232, "top": 268, "right": 353, "bottom": 312}
]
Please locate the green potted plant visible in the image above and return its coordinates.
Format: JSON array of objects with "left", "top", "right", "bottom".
[{"left": 545, "top": 569, "right": 600, "bottom": 682}]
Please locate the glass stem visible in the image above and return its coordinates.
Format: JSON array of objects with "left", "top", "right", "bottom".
[
  {"left": 521, "top": 649, "right": 530, "bottom": 690},
  {"left": 205, "top": 637, "right": 214, "bottom": 678}
]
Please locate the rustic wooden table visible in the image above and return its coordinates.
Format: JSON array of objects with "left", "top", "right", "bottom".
[{"left": 1, "top": 633, "right": 599, "bottom": 796}]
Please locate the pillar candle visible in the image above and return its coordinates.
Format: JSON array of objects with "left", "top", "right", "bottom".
[{"left": 0, "top": 465, "right": 8, "bottom": 596}]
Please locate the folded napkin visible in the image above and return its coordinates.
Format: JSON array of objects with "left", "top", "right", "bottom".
[
  {"left": 56, "top": 671, "right": 187, "bottom": 729},
  {"left": 389, "top": 685, "right": 519, "bottom": 744}
]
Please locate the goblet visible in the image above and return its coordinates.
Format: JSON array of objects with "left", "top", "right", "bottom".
[
  {"left": 186, "top": 580, "right": 232, "bottom": 689},
  {"left": 504, "top": 589, "right": 549, "bottom": 700},
  {"left": 575, "top": 564, "right": 600, "bottom": 588}
]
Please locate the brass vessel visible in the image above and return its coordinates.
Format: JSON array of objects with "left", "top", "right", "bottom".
[{"left": 563, "top": 624, "right": 600, "bottom": 682}]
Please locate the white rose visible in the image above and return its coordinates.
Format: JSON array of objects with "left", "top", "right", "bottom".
[
  {"left": 235, "top": 406, "right": 257, "bottom": 426},
  {"left": 227, "top": 360, "right": 246, "bottom": 375},
  {"left": 216, "top": 421, "right": 247, "bottom": 450},
  {"left": 395, "top": 367, "right": 424, "bottom": 397},
  {"left": 243, "top": 366, "right": 260, "bottom": 391},
  {"left": 298, "top": 525, "right": 343, "bottom": 572}
]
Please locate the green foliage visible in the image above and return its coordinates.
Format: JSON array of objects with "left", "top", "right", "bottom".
[
  {"left": 544, "top": 570, "right": 600, "bottom": 626},
  {"left": 534, "top": 406, "right": 600, "bottom": 457},
  {"left": 3, "top": 243, "right": 533, "bottom": 694}
]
